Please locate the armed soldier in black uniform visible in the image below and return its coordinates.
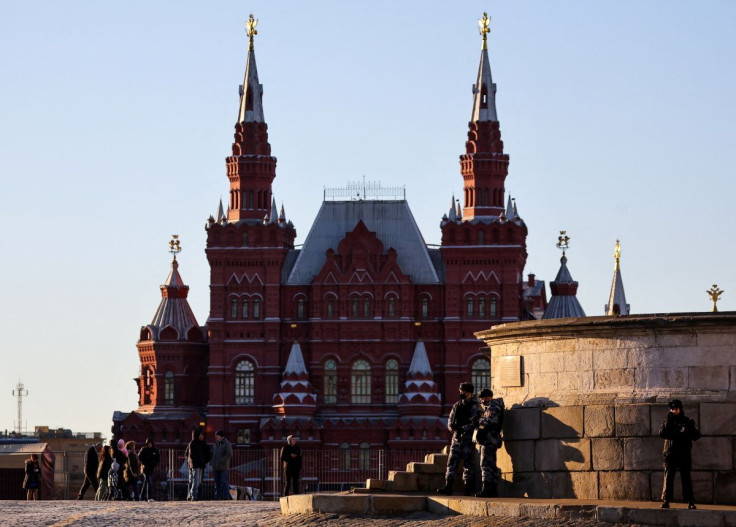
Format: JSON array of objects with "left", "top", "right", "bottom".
[
  {"left": 473, "top": 388, "right": 504, "bottom": 497},
  {"left": 659, "top": 399, "right": 700, "bottom": 509},
  {"left": 437, "top": 382, "right": 480, "bottom": 496}
]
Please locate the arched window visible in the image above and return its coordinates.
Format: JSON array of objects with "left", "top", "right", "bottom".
[
  {"left": 339, "top": 443, "right": 351, "bottom": 471},
  {"left": 351, "top": 360, "right": 371, "bottom": 404},
  {"left": 297, "top": 298, "right": 305, "bottom": 319},
  {"left": 327, "top": 297, "right": 335, "bottom": 318},
  {"left": 471, "top": 358, "right": 490, "bottom": 394},
  {"left": 253, "top": 299, "right": 261, "bottom": 319},
  {"left": 359, "top": 442, "right": 371, "bottom": 470},
  {"left": 490, "top": 297, "right": 497, "bottom": 317},
  {"left": 324, "top": 359, "right": 337, "bottom": 405},
  {"left": 363, "top": 298, "right": 371, "bottom": 318},
  {"left": 467, "top": 297, "right": 474, "bottom": 317},
  {"left": 421, "top": 297, "right": 429, "bottom": 318},
  {"left": 231, "top": 298, "right": 238, "bottom": 319},
  {"left": 478, "top": 231, "right": 485, "bottom": 245},
  {"left": 385, "top": 359, "right": 399, "bottom": 404},
  {"left": 164, "top": 371, "right": 174, "bottom": 405},
  {"left": 478, "top": 297, "right": 486, "bottom": 318},
  {"left": 352, "top": 298, "right": 359, "bottom": 318},
  {"left": 388, "top": 297, "right": 396, "bottom": 317},
  {"left": 242, "top": 299, "right": 249, "bottom": 319},
  {"left": 235, "top": 360, "right": 255, "bottom": 404}
]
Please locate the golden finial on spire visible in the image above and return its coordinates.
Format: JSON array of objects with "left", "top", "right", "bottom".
[
  {"left": 614, "top": 239, "right": 621, "bottom": 268},
  {"left": 169, "top": 235, "right": 181, "bottom": 261},
  {"left": 478, "top": 12, "right": 491, "bottom": 50},
  {"left": 245, "top": 14, "right": 258, "bottom": 50},
  {"left": 707, "top": 284, "right": 724, "bottom": 312}
]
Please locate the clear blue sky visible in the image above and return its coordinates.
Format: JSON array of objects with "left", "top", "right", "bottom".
[{"left": 1, "top": 2, "right": 734, "bottom": 436}]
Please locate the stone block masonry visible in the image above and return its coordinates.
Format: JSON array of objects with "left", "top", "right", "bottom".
[{"left": 478, "top": 313, "right": 736, "bottom": 505}]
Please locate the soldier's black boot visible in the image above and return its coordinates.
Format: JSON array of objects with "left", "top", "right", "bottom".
[
  {"left": 436, "top": 477, "right": 454, "bottom": 496},
  {"left": 475, "top": 483, "right": 497, "bottom": 498},
  {"left": 463, "top": 480, "right": 474, "bottom": 496}
]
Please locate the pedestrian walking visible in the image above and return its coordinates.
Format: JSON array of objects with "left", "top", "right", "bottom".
[
  {"left": 22, "top": 453, "right": 41, "bottom": 500},
  {"left": 473, "top": 388, "right": 504, "bottom": 497},
  {"left": 437, "top": 382, "right": 480, "bottom": 496},
  {"left": 211, "top": 430, "right": 233, "bottom": 500},
  {"left": 111, "top": 439, "right": 128, "bottom": 500},
  {"left": 138, "top": 437, "right": 160, "bottom": 501},
  {"left": 186, "top": 428, "right": 210, "bottom": 501},
  {"left": 659, "top": 399, "right": 700, "bottom": 509},
  {"left": 77, "top": 442, "right": 101, "bottom": 500},
  {"left": 123, "top": 441, "right": 142, "bottom": 501},
  {"left": 95, "top": 446, "right": 113, "bottom": 501},
  {"left": 280, "top": 435, "right": 302, "bottom": 496}
]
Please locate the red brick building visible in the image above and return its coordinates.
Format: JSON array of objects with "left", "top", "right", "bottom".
[{"left": 114, "top": 17, "right": 539, "bottom": 452}]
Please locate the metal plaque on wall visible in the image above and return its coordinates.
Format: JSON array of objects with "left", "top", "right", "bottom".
[{"left": 498, "top": 356, "right": 522, "bottom": 387}]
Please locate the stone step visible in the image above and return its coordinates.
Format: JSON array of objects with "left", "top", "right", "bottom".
[
  {"left": 387, "top": 471, "right": 418, "bottom": 492},
  {"left": 407, "top": 461, "right": 445, "bottom": 474},
  {"left": 425, "top": 453, "right": 448, "bottom": 466}
]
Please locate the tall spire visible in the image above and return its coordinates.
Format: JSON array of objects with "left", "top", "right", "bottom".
[
  {"left": 398, "top": 341, "right": 442, "bottom": 416},
  {"left": 460, "top": 12, "right": 508, "bottom": 221},
  {"left": 226, "top": 14, "right": 277, "bottom": 223},
  {"left": 471, "top": 12, "right": 498, "bottom": 123},
  {"left": 237, "top": 14, "right": 265, "bottom": 124},
  {"left": 272, "top": 342, "right": 317, "bottom": 416},
  {"left": 605, "top": 239, "right": 630, "bottom": 315}
]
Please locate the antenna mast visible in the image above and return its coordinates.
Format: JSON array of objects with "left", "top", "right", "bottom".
[{"left": 12, "top": 380, "right": 29, "bottom": 435}]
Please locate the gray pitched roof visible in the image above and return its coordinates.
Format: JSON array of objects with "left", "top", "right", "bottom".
[{"left": 285, "top": 200, "right": 440, "bottom": 285}]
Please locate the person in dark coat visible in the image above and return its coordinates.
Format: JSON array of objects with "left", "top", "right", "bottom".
[
  {"left": 123, "top": 441, "right": 141, "bottom": 501},
  {"left": 138, "top": 438, "right": 160, "bottom": 501},
  {"left": 211, "top": 430, "right": 234, "bottom": 500},
  {"left": 77, "top": 442, "right": 102, "bottom": 500},
  {"left": 186, "top": 428, "right": 211, "bottom": 501},
  {"left": 22, "top": 453, "right": 41, "bottom": 500},
  {"left": 474, "top": 389, "right": 505, "bottom": 498},
  {"left": 111, "top": 439, "right": 129, "bottom": 500},
  {"left": 437, "top": 382, "right": 480, "bottom": 496},
  {"left": 659, "top": 399, "right": 701, "bottom": 509},
  {"left": 95, "top": 446, "right": 113, "bottom": 500},
  {"left": 280, "top": 435, "right": 302, "bottom": 496}
]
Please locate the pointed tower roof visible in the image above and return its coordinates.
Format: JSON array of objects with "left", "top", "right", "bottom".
[
  {"left": 448, "top": 195, "right": 457, "bottom": 221},
  {"left": 505, "top": 196, "right": 516, "bottom": 222},
  {"left": 543, "top": 233, "right": 586, "bottom": 319},
  {"left": 471, "top": 12, "right": 498, "bottom": 123},
  {"left": 605, "top": 240, "right": 630, "bottom": 315},
  {"left": 269, "top": 197, "right": 278, "bottom": 224},
  {"left": 398, "top": 341, "right": 442, "bottom": 416},
  {"left": 215, "top": 199, "right": 225, "bottom": 223},
  {"left": 272, "top": 342, "right": 317, "bottom": 416},
  {"left": 237, "top": 14, "right": 265, "bottom": 124},
  {"left": 148, "top": 238, "right": 202, "bottom": 340}
]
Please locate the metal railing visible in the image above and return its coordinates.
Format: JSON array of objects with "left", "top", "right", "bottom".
[{"left": 0, "top": 449, "right": 434, "bottom": 500}]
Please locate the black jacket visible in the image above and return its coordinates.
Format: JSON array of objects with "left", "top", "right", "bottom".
[
  {"left": 83, "top": 446, "right": 99, "bottom": 476},
  {"left": 138, "top": 444, "right": 161, "bottom": 475},
  {"left": 280, "top": 443, "right": 302, "bottom": 471},
  {"left": 447, "top": 397, "right": 480, "bottom": 438},
  {"left": 97, "top": 456, "right": 113, "bottom": 481},
  {"left": 659, "top": 411, "right": 700, "bottom": 457},
  {"left": 187, "top": 431, "right": 211, "bottom": 469}
]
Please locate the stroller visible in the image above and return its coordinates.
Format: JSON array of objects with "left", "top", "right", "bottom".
[{"left": 104, "top": 461, "right": 123, "bottom": 501}]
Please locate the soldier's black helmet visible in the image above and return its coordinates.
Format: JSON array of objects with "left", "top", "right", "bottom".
[
  {"left": 459, "top": 382, "right": 474, "bottom": 394},
  {"left": 668, "top": 399, "right": 683, "bottom": 410},
  {"left": 478, "top": 388, "right": 493, "bottom": 398}
]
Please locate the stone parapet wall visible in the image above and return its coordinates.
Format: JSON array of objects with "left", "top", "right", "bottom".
[
  {"left": 476, "top": 313, "right": 736, "bottom": 407},
  {"left": 497, "top": 402, "right": 736, "bottom": 504},
  {"left": 475, "top": 313, "right": 736, "bottom": 505}
]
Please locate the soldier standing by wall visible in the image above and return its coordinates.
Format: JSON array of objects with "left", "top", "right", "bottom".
[
  {"left": 437, "top": 382, "right": 480, "bottom": 496},
  {"left": 659, "top": 399, "right": 700, "bottom": 509},
  {"left": 474, "top": 389, "right": 504, "bottom": 497}
]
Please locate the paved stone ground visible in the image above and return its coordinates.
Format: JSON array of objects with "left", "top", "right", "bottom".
[{"left": 0, "top": 500, "right": 653, "bottom": 527}]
